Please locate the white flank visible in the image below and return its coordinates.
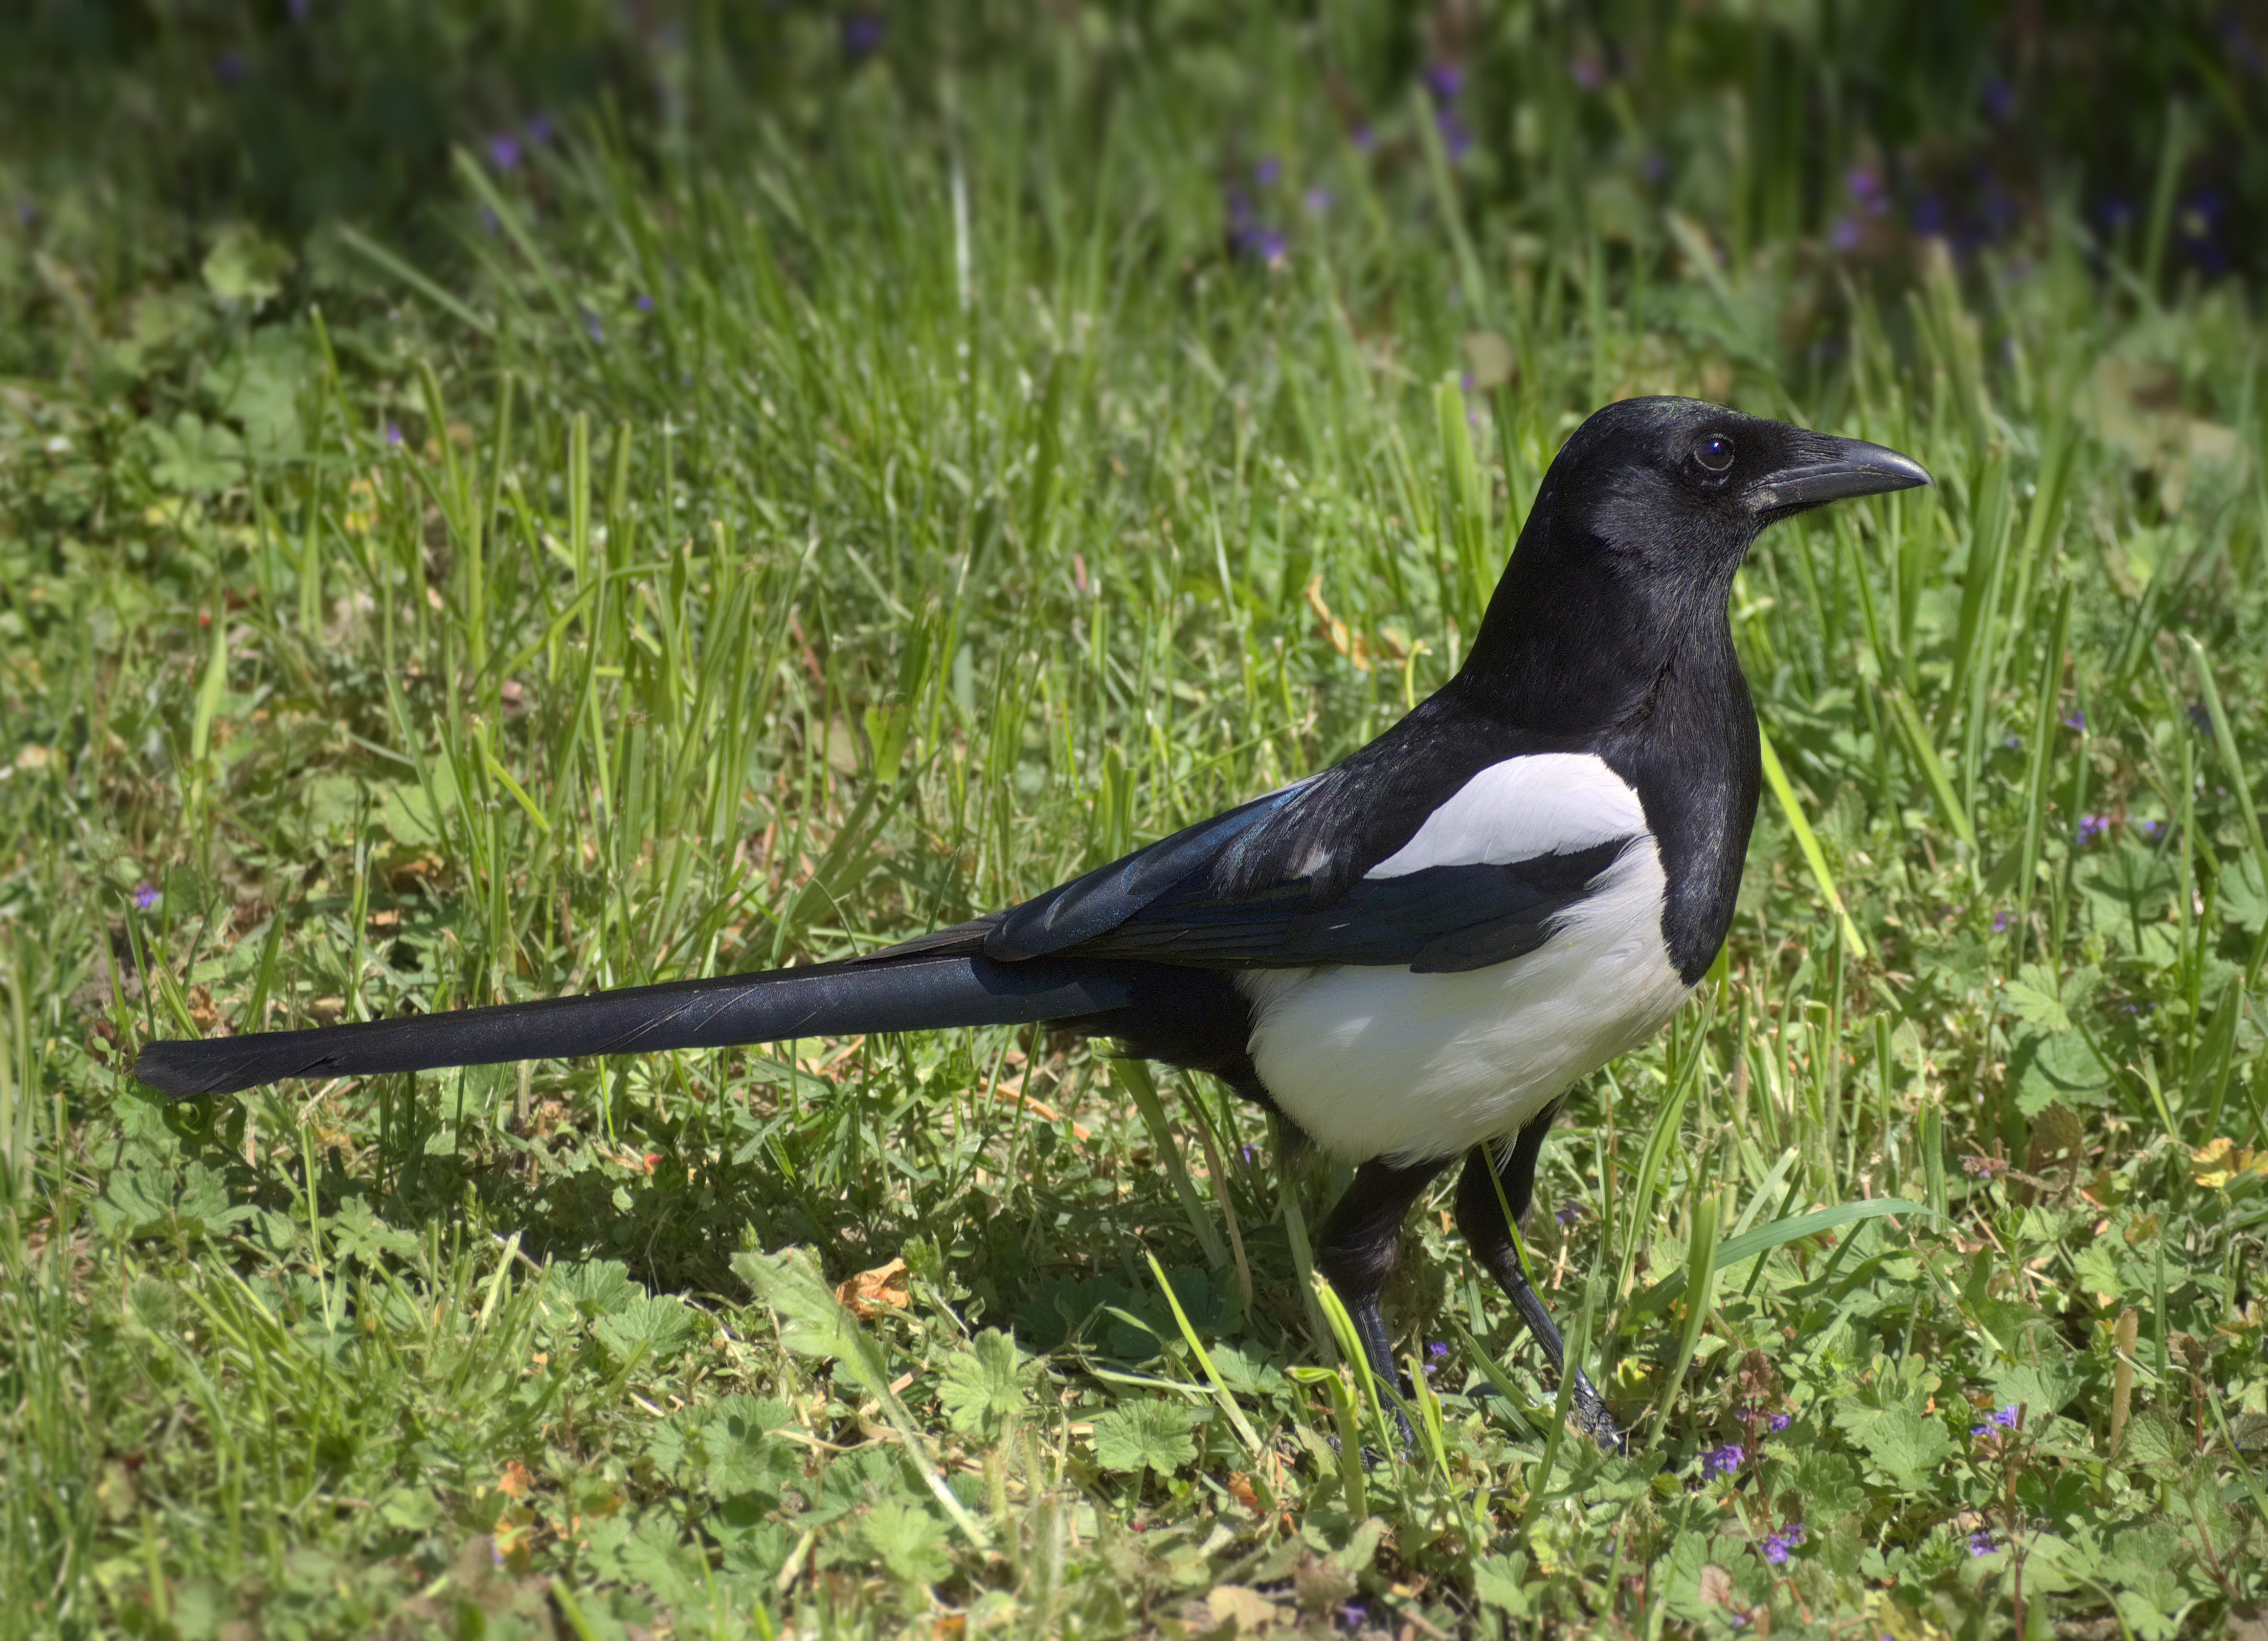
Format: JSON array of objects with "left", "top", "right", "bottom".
[
  {"left": 1366, "top": 752, "right": 1649, "bottom": 878},
  {"left": 1242, "top": 812, "right": 1688, "bottom": 1164}
]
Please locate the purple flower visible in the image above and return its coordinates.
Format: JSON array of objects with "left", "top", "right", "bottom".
[
  {"left": 1339, "top": 1602, "right": 1368, "bottom": 1631},
  {"left": 1989, "top": 1405, "right": 2018, "bottom": 1428},
  {"left": 635, "top": 293, "right": 653, "bottom": 311},
  {"left": 2076, "top": 814, "right": 2110, "bottom": 846},
  {"left": 1846, "top": 165, "right": 1884, "bottom": 202},
  {"left": 525, "top": 112, "right": 556, "bottom": 146},
  {"left": 1969, "top": 1529, "right": 1995, "bottom": 1556},
  {"left": 1991, "top": 911, "right": 2010, "bottom": 932},
  {"left": 1303, "top": 187, "right": 1333, "bottom": 215},
  {"left": 214, "top": 50, "right": 246, "bottom": 84},
  {"left": 2137, "top": 819, "right": 2164, "bottom": 838},
  {"left": 488, "top": 133, "right": 521, "bottom": 171},
  {"left": 383, "top": 421, "right": 403, "bottom": 445},
  {"left": 1913, "top": 193, "right": 1948, "bottom": 236},
  {"left": 1350, "top": 124, "right": 1375, "bottom": 152},
  {"left": 1436, "top": 110, "right": 1472, "bottom": 161},
  {"left": 1701, "top": 1442, "right": 1744, "bottom": 1478},
  {"left": 287, "top": 0, "right": 310, "bottom": 20},
  {"left": 1425, "top": 62, "right": 1463, "bottom": 102},
  {"left": 1569, "top": 57, "right": 1604, "bottom": 91},
  {"left": 133, "top": 883, "right": 158, "bottom": 910},
  {"left": 842, "top": 12, "right": 884, "bottom": 58},
  {"left": 2063, "top": 709, "right": 2085, "bottom": 730},
  {"left": 1254, "top": 157, "right": 1280, "bottom": 188},
  {"left": 1554, "top": 1204, "right": 1578, "bottom": 1226},
  {"left": 1762, "top": 1533, "right": 1792, "bottom": 1565},
  {"left": 1981, "top": 77, "right": 2016, "bottom": 121},
  {"left": 1766, "top": 1412, "right": 1790, "bottom": 1434},
  {"left": 1831, "top": 217, "right": 1862, "bottom": 251}
]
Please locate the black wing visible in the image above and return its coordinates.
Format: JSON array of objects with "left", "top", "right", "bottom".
[
  {"left": 1057, "top": 840, "right": 1633, "bottom": 973},
  {"left": 875, "top": 769, "right": 1642, "bottom": 975}
]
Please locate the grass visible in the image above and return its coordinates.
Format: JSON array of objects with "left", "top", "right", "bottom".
[{"left": 3, "top": 9, "right": 2268, "bottom": 1638}]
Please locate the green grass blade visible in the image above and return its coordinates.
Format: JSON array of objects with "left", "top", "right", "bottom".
[{"left": 1627, "top": 1197, "right": 1940, "bottom": 1315}]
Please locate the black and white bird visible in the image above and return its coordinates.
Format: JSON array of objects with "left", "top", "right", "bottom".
[{"left": 137, "top": 397, "right": 1928, "bottom": 1448}]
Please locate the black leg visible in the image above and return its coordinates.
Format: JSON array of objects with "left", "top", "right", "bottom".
[
  {"left": 1455, "top": 1105, "right": 1626, "bottom": 1453},
  {"left": 1312, "top": 1154, "right": 1451, "bottom": 1416}
]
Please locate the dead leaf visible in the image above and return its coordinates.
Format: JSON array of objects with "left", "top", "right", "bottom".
[
  {"left": 1207, "top": 1584, "right": 1281, "bottom": 1633},
  {"left": 984, "top": 1076, "right": 1091, "bottom": 1140},
  {"left": 1303, "top": 575, "right": 1370, "bottom": 672},
  {"left": 1698, "top": 1563, "right": 1736, "bottom": 1609},
  {"left": 836, "top": 1258, "right": 910, "bottom": 1320}
]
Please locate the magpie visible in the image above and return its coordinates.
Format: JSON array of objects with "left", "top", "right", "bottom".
[{"left": 136, "top": 397, "right": 1928, "bottom": 1449}]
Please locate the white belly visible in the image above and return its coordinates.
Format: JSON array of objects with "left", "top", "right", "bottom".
[{"left": 1237, "top": 838, "right": 1690, "bottom": 1163}]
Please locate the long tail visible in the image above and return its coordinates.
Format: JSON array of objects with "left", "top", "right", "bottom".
[{"left": 133, "top": 953, "right": 1154, "bottom": 1099}]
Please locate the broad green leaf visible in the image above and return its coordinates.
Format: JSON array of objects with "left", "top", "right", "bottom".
[
  {"left": 1090, "top": 1397, "right": 1204, "bottom": 1475},
  {"left": 594, "top": 1293, "right": 696, "bottom": 1364},
  {"left": 1852, "top": 1406, "right": 1953, "bottom": 1490},
  {"left": 861, "top": 1499, "right": 952, "bottom": 1587},
  {"left": 202, "top": 223, "right": 293, "bottom": 304},
  {"left": 1786, "top": 1447, "right": 1864, "bottom": 1524},
  {"left": 147, "top": 411, "right": 243, "bottom": 495},
  {"left": 1989, "top": 1360, "right": 2084, "bottom": 1420},
  {"left": 551, "top": 1258, "right": 638, "bottom": 1318},
  {"left": 2008, "top": 1029, "right": 2114, "bottom": 1115},
  {"left": 2222, "top": 853, "right": 2268, "bottom": 932},
  {"left": 1473, "top": 1551, "right": 1533, "bottom": 1616},
  {"left": 935, "top": 1329, "right": 1036, "bottom": 1440},
  {"left": 378, "top": 760, "right": 462, "bottom": 847},
  {"left": 2004, "top": 965, "right": 2070, "bottom": 1030}
]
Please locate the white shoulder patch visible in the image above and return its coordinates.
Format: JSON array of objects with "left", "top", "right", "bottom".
[{"left": 1366, "top": 753, "right": 1646, "bottom": 879}]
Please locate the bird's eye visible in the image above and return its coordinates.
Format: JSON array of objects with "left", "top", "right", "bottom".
[{"left": 1692, "top": 435, "right": 1735, "bottom": 473}]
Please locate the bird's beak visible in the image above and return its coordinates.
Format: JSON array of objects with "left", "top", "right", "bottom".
[{"left": 1751, "top": 437, "right": 1932, "bottom": 515}]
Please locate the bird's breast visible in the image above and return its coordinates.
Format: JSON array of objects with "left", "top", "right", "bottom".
[{"left": 1238, "top": 833, "right": 1690, "bottom": 1164}]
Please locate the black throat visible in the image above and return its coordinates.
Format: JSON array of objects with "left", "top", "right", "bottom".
[{"left": 1450, "top": 517, "right": 1762, "bottom": 984}]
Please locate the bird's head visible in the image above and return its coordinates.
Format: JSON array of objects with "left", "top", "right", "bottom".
[
  {"left": 1461, "top": 397, "right": 1930, "bottom": 721},
  {"left": 1535, "top": 396, "right": 1931, "bottom": 587}
]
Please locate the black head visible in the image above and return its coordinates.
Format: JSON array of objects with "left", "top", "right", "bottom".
[
  {"left": 1520, "top": 396, "right": 1929, "bottom": 591},
  {"left": 1459, "top": 397, "right": 1929, "bottom": 725}
]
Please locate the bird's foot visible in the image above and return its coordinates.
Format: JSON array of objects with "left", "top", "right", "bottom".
[{"left": 1566, "top": 1367, "right": 1627, "bottom": 1454}]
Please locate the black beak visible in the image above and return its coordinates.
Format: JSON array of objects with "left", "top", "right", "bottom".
[{"left": 1751, "top": 436, "right": 1932, "bottom": 516}]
